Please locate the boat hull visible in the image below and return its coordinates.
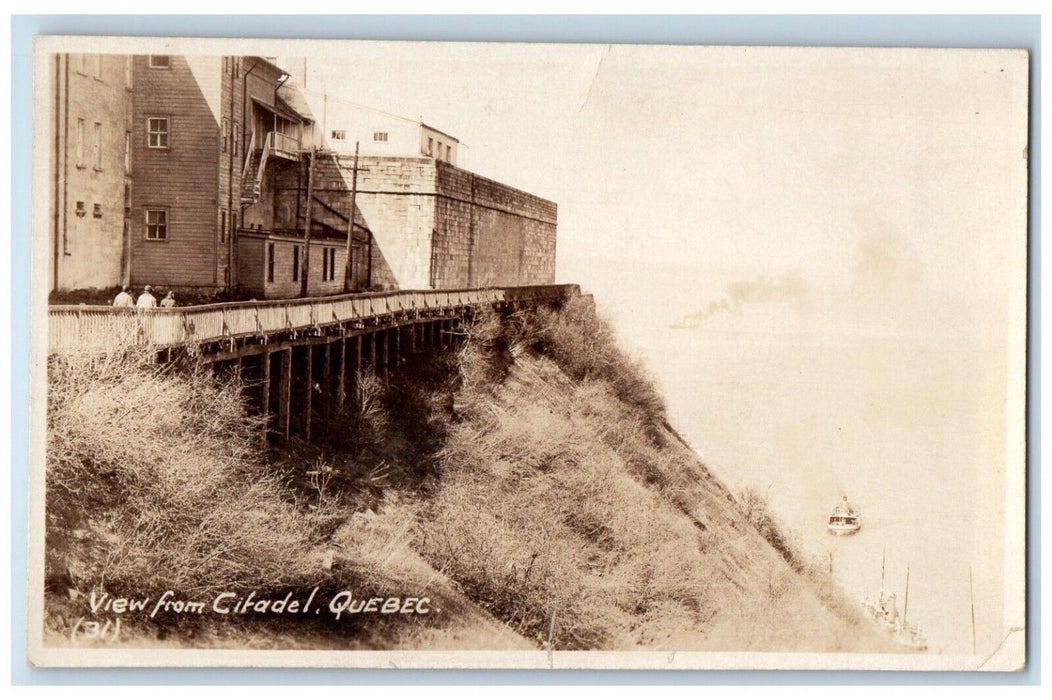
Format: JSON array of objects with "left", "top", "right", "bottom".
[{"left": 827, "top": 522, "right": 861, "bottom": 535}]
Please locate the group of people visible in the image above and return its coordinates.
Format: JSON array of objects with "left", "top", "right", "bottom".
[{"left": 112, "top": 284, "right": 177, "bottom": 309}]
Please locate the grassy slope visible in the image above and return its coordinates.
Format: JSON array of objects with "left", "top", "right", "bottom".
[{"left": 44, "top": 300, "right": 896, "bottom": 653}]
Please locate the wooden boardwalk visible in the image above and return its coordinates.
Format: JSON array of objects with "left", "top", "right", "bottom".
[{"left": 48, "top": 284, "right": 581, "bottom": 443}]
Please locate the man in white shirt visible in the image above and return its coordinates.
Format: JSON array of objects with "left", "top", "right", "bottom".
[
  {"left": 112, "top": 285, "right": 134, "bottom": 308},
  {"left": 136, "top": 285, "right": 157, "bottom": 309}
]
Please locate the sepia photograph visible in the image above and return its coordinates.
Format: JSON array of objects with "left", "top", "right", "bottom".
[{"left": 25, "top": 34, "right": 1029, "bottom": 671}]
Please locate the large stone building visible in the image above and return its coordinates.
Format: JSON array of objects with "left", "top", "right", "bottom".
[{"left": 48, "top": 54, "right": 557, "bottom": 298}]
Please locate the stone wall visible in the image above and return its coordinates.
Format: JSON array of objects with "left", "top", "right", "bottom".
[
  {"left": 432, "top": 161, "right": 557, "bottom": 288},
  {"left": 338, "top": 156, "right": 557, "bottom": 290}
]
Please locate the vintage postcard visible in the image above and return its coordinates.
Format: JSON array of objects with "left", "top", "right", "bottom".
[{"left": 26, "top": 36, "right": 1028, "bottom": 670}]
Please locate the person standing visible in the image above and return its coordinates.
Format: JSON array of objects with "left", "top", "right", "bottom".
[
  {"left": 136, "top": 285, "right": 157, "bottom": 309},
  {"left": 160, "top": 291, "right": 177, "bottom": 308},
  {"left": 112, "top": 285, "right": 134, "bottom": 308}
]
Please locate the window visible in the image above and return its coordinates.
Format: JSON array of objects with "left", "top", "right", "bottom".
[
  {"left": 233, "top": 122, "right": 240, "bottom": 157},
  {"left": 124, "top": 131, "right": 132, "bottom": 174},
  {"left": 267, "top": 243, "right": 275, "bottom": 282},
  {"left": 232, "top": 57, "right": 239, "bottom": 79},
  {"left": 231, "top": 212, "right": 238, "bottom": 235},
  {"left": 427, "top": 137, "right": 433, "bottom": 155},
  {"left": 445, "top": 144, "right": 452, "bottom": 161},
  {"left": 75, "top": 118, "right": 85, "bottom": 167},
  {"left": 125, "top": 55, "right": 133, "bottom": 89},
  {"left": 93, "top": 122, "right": 103, "bottom": 170},
  {"left": 222, "top": 118, "right": 229, "bottom": 153},
  {"left": 147, "top": 117, "right": 169, "bottom": 149},
  {"left": 321, "top": 248, "right": 337, "bottom": 281},
  {"left": 292, "top": 245, "right": 300, "bottom": 282},
  {"left": 373, "top": 131, "right": 388, "bottom": 142},
  {"left": 148, "top": 55, "right": 170, "bottom": 69},
  {"left": 94, "top": 55, "right": 103, "bottom": 79},
  {"left": 219, "top": 210, "right": 228, "bottom": 244},
  {"left": 75, "top": 201, "right": 86, "bottom": 217},
  {"left": 145, "top": 208, "right": 168, "bottom": 240},
  {"left": 93, "top": 203, "right": 103, "bottom": 218},
  {"left": 331, "top": 130, "right": 346, "bottom": 141}
]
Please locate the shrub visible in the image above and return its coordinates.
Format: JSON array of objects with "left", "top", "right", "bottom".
[
  {"left": 506, "top": 297, "right": 666, "bottom": 423},
  {"left": 46, "top": 348, "right": 337, "bottom": 602}
]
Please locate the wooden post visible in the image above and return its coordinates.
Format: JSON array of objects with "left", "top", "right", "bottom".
[
  {"left": 410, "top": 322, "right": 418, "bottom": 354},
  {"left": 299, "top": 147, "right": 317, "bottom": 298},
  {"left": 260, "top": 349, "right": 271, "bottom": 445},
  {"left": 321, "top": 341, "right": 332, "bottom": 431},
  {"left": 394, "top": 325, "right": 402, "bottom": 368},
  {"left": 368, "top": 331, "right": 376, "bottom": 369},
  {"left": 293, "top": 345, "right": 313, "bottom": 442},
  {"left": 343, "top": 141, "right": 360, "bottom": 293},
  {"left": 278, "top": 348, "right": 291, "bottom": 442},
  {"left": 336, "top": 336, "right": 346, "bottom": 411}
]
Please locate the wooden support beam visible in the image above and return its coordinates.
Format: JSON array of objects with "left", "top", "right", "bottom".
[
  {"left": 336, "top": 337, "right": 346, "bottom": 412},
  {"left": 261, "top": 350, "right": 271, "bottom": 445},
  {"left": 303, "top": 346, "right": 313, "bottom": 442},
  {"left": 278, "top": 348, "right": 291, "bottom": 442},
  {"left": 321, "top": 340, "right": 332, "bottom": 432},
  {"left": 394, "top": 325, "right": 402, "bottom": 368},
  {"left": 410, "top": 322, "right": 417, "bottom": 354},
  {"left": 353, "top": 334, "right": 362, "bottom": 397}
]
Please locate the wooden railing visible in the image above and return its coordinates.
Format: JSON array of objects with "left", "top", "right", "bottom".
[{"left": 48, "top": 284, "right": 580, "bottom": 354}]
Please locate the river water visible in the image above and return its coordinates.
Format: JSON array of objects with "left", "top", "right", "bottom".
[{"left": 589, "top": 269, "right": 1008, "bottom": 657}]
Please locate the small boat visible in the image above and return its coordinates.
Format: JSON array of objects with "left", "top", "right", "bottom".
[{"left": 827, "top": 496, "right": 861, "bottom": 535}]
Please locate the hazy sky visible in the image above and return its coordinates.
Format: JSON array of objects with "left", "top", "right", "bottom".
[{"left": 300, "top": 43, "right": 1027, "bottom": 340}]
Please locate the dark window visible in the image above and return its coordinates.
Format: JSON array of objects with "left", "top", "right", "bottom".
[
  {"left": 219, "top": 210, "right": 228, "bottom": 243},
  {"left": 145, "top": 208, "right": 168, "bottom": 240},
  {"left": 147, "top": 117, "right": 169, "bottom": 149},
  {"left": 374, "top": 131, "right": 388, "bottom": 142},
  {"left": 93, "top": 203, "right": 103, "bottom": 218},
  {"left": 292, "top": 245, "right": 300, "bottom": 281},
  {"left": 322, "top": 246, "right": 329, "bottom": 281},
  {"left": 331, "top": 130, "right": 346, "bottom": 141},
  {"left": 267, "top": 243, "right": 275, "bottom": 282},
  {"left": 149, "top": 55, "right": 170, "bottom": 69},
  {"left": 221, "top": 118, "right": 229, "bottom": 153}
]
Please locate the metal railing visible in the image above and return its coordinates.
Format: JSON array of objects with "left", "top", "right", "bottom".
[{"left": 48, "top": 284, "right": 581, "bottom": 354}]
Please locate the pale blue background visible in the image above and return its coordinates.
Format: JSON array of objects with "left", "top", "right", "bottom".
[{"left": 9, "top": 13, "right": 1041, "bottom": 685}]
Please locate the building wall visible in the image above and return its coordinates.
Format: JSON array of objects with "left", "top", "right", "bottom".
[
  {"left": 238, "top": 58, "right": 297, "bottom": 242},
  {"left": 129, "top": 54, "right": 222, "bottom": 289},
  {"left": 351, "top": 156, "right": 438, "bottom": 289},
  {"left": 238, "top": 232, "right": 348, "bottom": 299},
  {"left": 343, "top": 156, "right": 557, "bottom": 290},
  {"left": 49, "top": 53, "right": 134, "bottom": 291},
  {"left": 271, "top": 152, "right": 395, "bottom": 290},
  {"left": 420, "top": 125, "right": 458, "bottom": 165},
  {"left": 432, "top": 161, "right": 557, "bottom": 287}
]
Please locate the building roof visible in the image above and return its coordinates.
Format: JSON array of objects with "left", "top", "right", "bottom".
[{"left": 420, "top": 122, "right": 460, "bottom": 144}]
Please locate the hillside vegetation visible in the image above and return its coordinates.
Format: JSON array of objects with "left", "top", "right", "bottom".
[{"left": 44, "top": 297, "right": 893, "bottom": 652}]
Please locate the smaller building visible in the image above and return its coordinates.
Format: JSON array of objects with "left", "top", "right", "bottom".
[
  {"left": 314, "top": 98, "right": 459, "bottom": 165},
  {"left": 237, "top": 230, "right": 349, "bottom": 299}
]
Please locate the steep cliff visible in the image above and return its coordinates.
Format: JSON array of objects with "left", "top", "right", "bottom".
[{"left": 44, "top": 298, "right": 895, "bottom": 653}]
